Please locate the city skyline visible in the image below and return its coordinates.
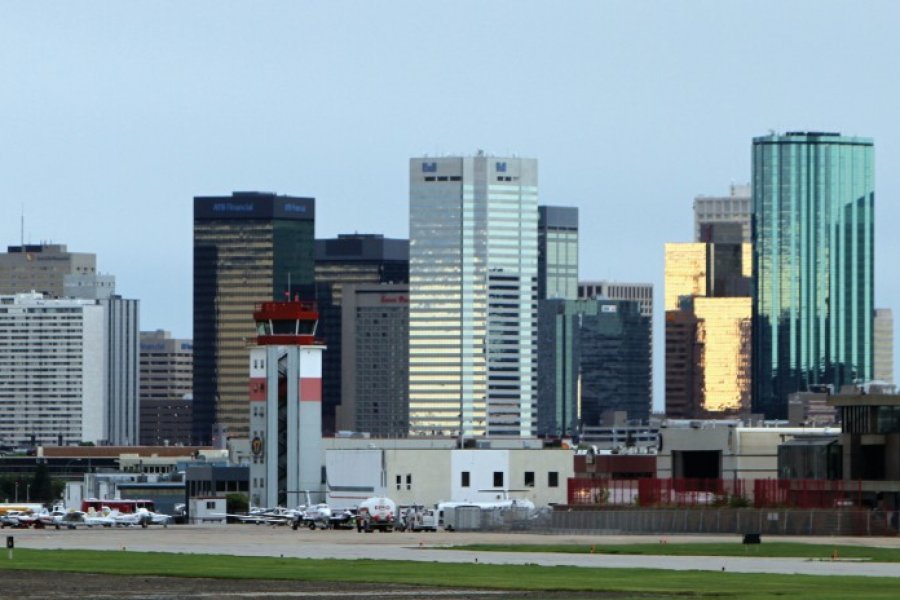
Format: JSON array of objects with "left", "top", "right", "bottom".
[{"left": 4, "top": 2, "right": 900, "bottom": 411}]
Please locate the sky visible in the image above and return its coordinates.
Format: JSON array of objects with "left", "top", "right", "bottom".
[{"left": 2, "top": 1, "right": 898, "bottom": 411}]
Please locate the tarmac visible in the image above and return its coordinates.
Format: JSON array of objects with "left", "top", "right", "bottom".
[{"left": 7, "top": 525, "right": 900, "bottom": 578}]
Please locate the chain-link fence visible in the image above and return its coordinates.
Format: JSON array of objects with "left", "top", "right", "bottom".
[{"left": 468, "top": 507, "right": 899, "bottom": 536}]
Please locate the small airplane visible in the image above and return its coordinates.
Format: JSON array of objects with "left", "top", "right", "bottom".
[{"left": 113, "top": 507, "right": 174, "bottom": 528}]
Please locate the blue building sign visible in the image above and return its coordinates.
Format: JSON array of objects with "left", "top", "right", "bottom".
[
  {"left": 422, "top": 162, "right": 437, "bottom": 173},
  {"left": 496, "top": 162, "right": 507, "bottom": 173}
]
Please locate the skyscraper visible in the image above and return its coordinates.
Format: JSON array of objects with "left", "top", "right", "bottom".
[
  {"left": 314, "top": 234, "right": 409, "bottom": 434},
  {"left": 538, "top": 206, "right": 578, "bottom": 300},
  {"left": 664, "top": 234, "right": 752, "bottom": 418},
  {"left": 693, "top": 184, "right": 752, "bottom": 243},
  {"left": 408, "top": 154, "right": 538, "bottom": 438},
  {"left": 139, "top": 330, "right": 193, "bottom": 446},
  {"left": 193, "top": 192, "right": 315, "bottom": 443},
  {"left": 873, "top": 308, "right": 893, "bottom": 384},
  {"left": 0, "top": 244, "right": 96, "bottom": 298},
  {"left": 752, "top": 132, "right": 874, "bottom": 418}
]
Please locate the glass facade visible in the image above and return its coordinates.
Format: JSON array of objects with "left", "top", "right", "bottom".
[
  {"left": 408, "top": 156, "right": 537, "bottom": 437},
  {"left": 664, "top": 243, "right": 752, "bottom": 418},
  {"left": 193, "top": 193, "right": 315, "bottom": 443},
  {"left": 693, "top": 297, "right": 751, "bottom": 413},
  {"left": 538, "top": 206, "right": 578, "bottom": 300},
  {"left": 663, "top": 243, "right": 707, "bottom": 311},
  {"left": 752, "top": 132, "right": 874, "bottom": 419}
]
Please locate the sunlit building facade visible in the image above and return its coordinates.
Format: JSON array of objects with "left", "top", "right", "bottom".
[
  {"left": 193, "top": 192, "right": 315, "bottom": 444},
  {"left": 752, "top": 132, "right": 874, "bottom": 419},
  {"left": 874, "top": 308, "right": 893, "bottom": 384},
  {"left": 665, "top": 240, "right": 752, "bottom": 418},
  {"left": 408, "top": 155, "right": 538, "bottom": 438}
]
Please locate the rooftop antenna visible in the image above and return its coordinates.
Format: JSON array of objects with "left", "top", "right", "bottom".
[{"left": 20, "top": 205, "right": 24, "bottom": 247}]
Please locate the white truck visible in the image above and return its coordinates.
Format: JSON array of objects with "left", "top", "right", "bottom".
[{"left": 355, "top": 496, "right": 397, "bottom": 532}]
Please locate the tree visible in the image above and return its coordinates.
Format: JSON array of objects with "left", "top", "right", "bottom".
[{"left": 30, "top": 462, "right": 55, "bottom": 504}]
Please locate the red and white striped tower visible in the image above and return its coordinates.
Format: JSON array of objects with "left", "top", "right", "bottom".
[{"left": 248, "top": 300, "right": 325, "bottom": 508}]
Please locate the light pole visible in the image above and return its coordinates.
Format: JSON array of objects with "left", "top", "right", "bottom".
[
  {"left": 14, "top": 480, "right": 18, "bottom": 503},
  {"left": 26, "top": 484, "right": 31, "bottom": 503}
]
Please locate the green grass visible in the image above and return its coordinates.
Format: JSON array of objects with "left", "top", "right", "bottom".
[
  {"left": 448, "top": 542, "right": 900, "bottom": 562},
  {"left": 0, "top": 548, "right": 898, "bottom": 599}
]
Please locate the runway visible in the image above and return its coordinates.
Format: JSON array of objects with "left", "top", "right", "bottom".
[{"left": 9, "top": 525, "right": 900, "bottom": 578}]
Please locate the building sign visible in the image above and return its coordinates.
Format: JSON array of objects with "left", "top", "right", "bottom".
[
  {"left": 422, "top": 162, "right": 437, "bottom": 173},
  {"left": 251, "top": 436, "right": 264, "bottom": 456},
  {"left": 601, "top": 305, "right": 618, "bottom": 313},
  {"left": 380, "top": 295, "right": 409, "bottom": 304},
  {"left": 496, "top": 161, "right": 507, "bottom": 172}
]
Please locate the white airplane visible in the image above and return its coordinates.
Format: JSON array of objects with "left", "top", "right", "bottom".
[{"left": 113, "top": 507, "right": 173, "bottom": 528}]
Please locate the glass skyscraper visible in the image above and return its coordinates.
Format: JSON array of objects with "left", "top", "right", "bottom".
[
  {"left": 408, "top": 155, "right": 538, "bottom": 438},
  {"left": 193, "top": 192, "right": 315, "bottom": 444},
  {"left": 752, "top": 132, "right": 874, "bottom": 419},
  {"left": 538, "top": 206, "right": 578, "bottom": 300}
]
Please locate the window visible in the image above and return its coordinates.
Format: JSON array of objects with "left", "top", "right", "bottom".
[
  {"left": 406, "top": 474, "right": 412, "bottom": 490},
  {"left": 396, "top": 475, "right": 402, "bottom": 490},
  {"left": 206, "top": 501, "right": 216, "bottom": 510},
  {"left": 461, "top": 471, "right": 470, "bottom": 487},
  {"left": 524, "top": 471, "right": 534, "bottom": 487},
  {"left": 548, "top": 472, "right": 559, "bottom": 488},
  {"left": 493, "top": 471, "right": 504, "bottom": 488}
]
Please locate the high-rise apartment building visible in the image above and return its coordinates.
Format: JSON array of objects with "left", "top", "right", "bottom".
[
  {"left": 140, "top": 330, "right": 193, "bottom": 446},
  {"left": 693, "top": 184, "right": 752, "bottom": 243},
  {"left": 408, "top": 155, "right": 538, "bottom": 438},
  {"left": 0, "top": 293, "right": 106, "bottom": 446},
  {"left": 336, "top": 284, "right": 409, "bottom": 437},
  {"left": 752, "top": 132, "right": 874, "bottom": 418},
  {"left": 0, "top": 244, "right": 96, "bottom": 297},
  {"left": 193, "top": 192, "right": 315, "bottom": 443},
  {"left": 538, "top": 206, "right": 578, "bottom": 300},
  {"left": 874, "top": 308, "right": 893, "bottom": 384},
  {"left": 314, "top": 234, "right": 409, "bottom": 434}
]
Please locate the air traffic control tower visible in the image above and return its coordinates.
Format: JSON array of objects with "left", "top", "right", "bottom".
[{"left": 248, "top": 300, "right": 325, "bottom": 508}]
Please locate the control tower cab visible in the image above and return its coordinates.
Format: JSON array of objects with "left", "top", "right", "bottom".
[{"left": 249, "top": 300, "right": 326, "bottom": 509}]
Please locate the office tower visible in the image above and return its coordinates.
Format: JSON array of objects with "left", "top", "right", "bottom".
[
  {"left": 664, "top": 237, "right": 752, "bottom": 418},
  {"left": 693, "top": 184, "right": 752, "bottom": 243},
  {"left": 104, "top": 296, "right": 140, "bottom": 445},
  {"left": 537, "top": 298, "right": 650, "bottom": 434},
  {"left": 538, "top": 206, "right": 578, "bottom": 300},
  {"left": 0, "top": 293, "right": 106, "bottom": 446},
  {"left": 579, "top": 281, "right": 654, "bottom": 404},
  {"left": 0, "top": 244, "right": 96, "bottom": 297},
  {"left": 64, "top": 273, "right": 116, "bottom": 299},
  {"left": 578, "top": 281, "right": 653, "bottom": 318},
  {"left": 409, "top": 154, "right": 538, "bottom": 438},
  {"left": 336, "top": 284, "right": 409, "bottom": 437},
  {"left": 753, "top": 132, "right": 874, "bottom": 418},
  {"left": 664, "top": 309, "right": 703, "bottom": 417},
  {"left": 874, "top": 308, "right": 893, "bottom": 384},
  {"left": 193, "top": 192, "right": 315, "bottom": 444},
  {"left": 140, "top": 330, "right": 193, "bottom": 446},
  {"left": 314, "top": 234, "right": 409, "bottom": 434},
  {"left": 579, "top": 300, "right": 652, "bottom": 425}
]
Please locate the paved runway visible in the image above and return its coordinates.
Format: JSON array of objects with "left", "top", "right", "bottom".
[{"left": 9, "top": 525, "right": 900, "bottom": 578}]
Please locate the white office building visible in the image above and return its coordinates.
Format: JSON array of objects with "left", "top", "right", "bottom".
[
  {"left": 693, "top": 184, "right": 752, "bottom": 243},
  {"left": 409, "top": 154, "right": 538, "bottom": 438},
  {"left": 0, "top": 293, "right": 138, "bottom": 447}
]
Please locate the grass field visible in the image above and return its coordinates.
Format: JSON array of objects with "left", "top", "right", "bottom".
[
  {"left": 1, "top": 548, "right": 899, "bottom": 599},
  {"left": 449, "top": 542, "right": 900, "bottom": 562}
]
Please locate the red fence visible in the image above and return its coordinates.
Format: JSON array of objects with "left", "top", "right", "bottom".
[{"left": 568, "top": 478, "right": 864, "bottom": 509}]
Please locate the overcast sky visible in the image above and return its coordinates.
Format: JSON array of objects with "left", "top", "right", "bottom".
[{"left": 2, "top": 1, "right": 898, "bottom": 409}]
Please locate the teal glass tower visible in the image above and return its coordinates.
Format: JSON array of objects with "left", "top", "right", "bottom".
[{"left": 752, "top": 132, "right": 874, "bottom": 419}]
